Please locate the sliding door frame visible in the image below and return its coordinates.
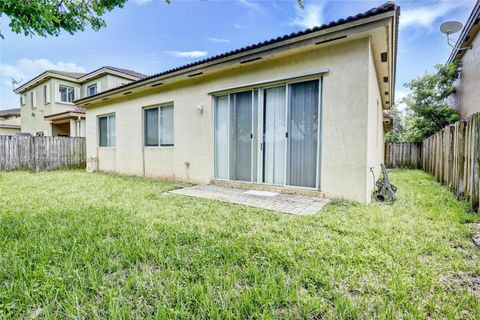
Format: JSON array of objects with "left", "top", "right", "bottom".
[{"left": 213, "top": 76, "right": 323, "bottom": 190}]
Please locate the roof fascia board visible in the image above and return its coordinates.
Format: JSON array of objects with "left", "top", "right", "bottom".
[
  {"left": 14, "top": 72, "right": 80, "bottom": 93},
  {"left": 78, "top": 13, "right": 394, "bottom": 105},
  {"left": 78, "top": 68, "right": 140, "bottom": 82},
  {"left": 447, "top": 2, "right": 480, "bottom": 63}
]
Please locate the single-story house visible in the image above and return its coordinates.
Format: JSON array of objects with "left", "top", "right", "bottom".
[
  {"left": 0, "top": 108, "right": 21, "bottom": 136},
  {"left": 448, "top": 0, "right": 480, "bottom": 119},
  {"left": 76, "top": 2, "right": 399, "bottom": 203}
]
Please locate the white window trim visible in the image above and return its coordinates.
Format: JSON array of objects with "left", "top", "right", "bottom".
[
  {"left": 58, "top": 84, "right": 75, "bottom": 104},
  {"left": 86, "top": 83, "right": 98, "bottom": 97}
]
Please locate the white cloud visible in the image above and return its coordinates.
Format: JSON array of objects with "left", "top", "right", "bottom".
[
  {"left": 206, "top": 37, "right": 230, "bottom": 43},
  {"left": 238, "top": 0, "right": 262, "bottom": 12},
  {"left": 400, "top": 1, "right": 470, "bottom": 30},
  {"left": 233, "top": 24, "right": 244, "bottom": 29},
  {"left": 132, "top": 0, "right": 154, "bottom": 5},
  {"left": 0, "top": 58, "right": 85, "bottom": 109},
  {"left": 289, "top": 3, "right": 325, "bottom": 29},
  {"left": 395, "top": 90, "right": 409, "bottom": 111},
  {"left": 165, "top": 51, "right": 208, "bottom": 58}
]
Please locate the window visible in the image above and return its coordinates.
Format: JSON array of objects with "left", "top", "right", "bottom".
[
  {"left": 144, "top": 104, "right": 174, "bottom": 146},
  {"left": 59, "top": 85, "right": 74, "bottom": 103},
  {"left": 20, "top": 94, "right": 26, "bottom": 106},
  {"left": 98, "top": 114, "right": 116, "bottom": 147},
  {"left": 43, "top": 84, "right": 50, "bottom": 104},
  {"left": 30, "top": 91, "right": 35, "bottom": 109},
  {"left": 87, "top": 83, "right": 97, "bottom": 96}
]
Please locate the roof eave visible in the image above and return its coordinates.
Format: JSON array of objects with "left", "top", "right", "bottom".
[
  {"left": 447, "top": 1, "right": 480, "bottom": 64},
  {"left": 14, "top": 72, "right": 80, "bottom": 93},
  {"left": 76, "top": 9, "right": 398, "bottom": 106}
]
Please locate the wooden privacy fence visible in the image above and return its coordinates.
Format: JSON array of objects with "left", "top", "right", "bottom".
[
  {"left": 386, "top": 112, "right": 480, "bottom": 211},
  {"left": 0, "top": 136, "right": 86, "bottom": 172},
  {"left": 422, "top": 114, "right": 480, "bottom": 210},
  {"left": 385, "top": 142, "right": 422, "bottom": 169}
]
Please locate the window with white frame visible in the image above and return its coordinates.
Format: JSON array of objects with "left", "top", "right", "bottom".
[
  {"left": 87, "top": 83, "right": 97, "bottom": 96},
  {"left": 20, "top": 94, "right": 25, "bottom": 106},
  {"left": 59, "top": 85, "right": 74, "bottom": 103},
  {"left": 98, "top": 114, "right": 116, "bottom": 147},
  {"left": 144, "top": 104, "right": 174, "bottom": 146}
]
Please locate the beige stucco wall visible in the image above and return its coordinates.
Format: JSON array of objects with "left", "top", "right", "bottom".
[
  {"left": 86, "top": 38, "right": 383, "bottom": 203},
  {"left": 454, "top": 32, "right": 480, "bottom": 119},
  {"left": 0, "top": 127, "right": 20, "bottom": 136},
  {"left": 366, "top": 39, "right": 385, "bottom": 201},
  {"left": 82, "top": 76, "right": 108, "bottom": 99}
]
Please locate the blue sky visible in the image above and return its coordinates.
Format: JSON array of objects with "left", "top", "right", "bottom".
[{"left": 0, "top": 0, "right": 476, "bottom": 110}]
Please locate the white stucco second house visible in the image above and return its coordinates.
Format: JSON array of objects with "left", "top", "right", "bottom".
[{"left": 76, "top": 2, "right": 399, "bottom": 204}]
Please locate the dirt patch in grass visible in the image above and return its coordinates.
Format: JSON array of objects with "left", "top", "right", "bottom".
[{"left": 443, "top": 272, "right": 480, "bottom": 298}]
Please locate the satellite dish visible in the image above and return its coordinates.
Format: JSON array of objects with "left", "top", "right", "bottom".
[{"left": 440, "top": 21, "right": 463, "bottom": 35}]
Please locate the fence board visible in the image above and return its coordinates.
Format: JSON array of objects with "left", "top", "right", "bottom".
[
  {"left": 385, "top": 142, "right": 422, "bottom": 169},
  {"left": 386, "top": 111, "right": 480, "bottom": 212},
  {"left": 0, "top": 136, "right": 86, "bottom": 172}
]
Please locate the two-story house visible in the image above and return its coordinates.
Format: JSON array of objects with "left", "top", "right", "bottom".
[{"left": 14, "top": 66, "right": 146, "bottom": 137}]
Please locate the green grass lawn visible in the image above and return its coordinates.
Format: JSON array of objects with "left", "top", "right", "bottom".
[{"left": 0, "top": 169, "right": 479, "bottom": 319}]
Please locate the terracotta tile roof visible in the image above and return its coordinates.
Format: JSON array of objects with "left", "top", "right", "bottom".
[{"left": 77, "top": 1, "right": 399, "bottom": 103}]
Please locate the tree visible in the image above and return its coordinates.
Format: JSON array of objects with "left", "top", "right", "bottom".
[
  {"left": 384, "top": 103, "right": 405, "bottom": 143},
  {"left": 401, "top": 62, "right": 461, "bottom": 142},
  {"left": 0, "top": 0, "right": 131, "bottom": 38}
]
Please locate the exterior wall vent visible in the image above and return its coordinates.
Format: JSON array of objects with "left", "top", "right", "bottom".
[
  {"left": 240, "top": 57, "right": 262, "bottom": 64},
  {"left": 383, "top": 77, "right": 388, "bottom": 83},
  {"left": 315, "top": 35, "right": 347, "bottom": 45},
  {"left": 381, "top": 52, "right": 388, "bottom": 62},
  {"left": 188, "top": 72, "right": 203, "bottom": 78}
]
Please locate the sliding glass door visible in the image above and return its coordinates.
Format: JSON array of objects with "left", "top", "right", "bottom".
[
  {"left": 214, "top": 78, "right": 321, "bottom": 189},
  {"left": 214, "top": 90, "right": 254, "bottom": 182},
  {"left": 287, "top": 80, "right": 319, "bottom": 188},
  {"left": 263, "top": 86, "right": 286, "bottom": 185},
  {"left": 231, "top": 91, "right": 253, "bottom": 181}
]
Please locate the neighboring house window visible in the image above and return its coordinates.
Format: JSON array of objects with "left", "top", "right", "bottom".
[
  {"left": 144, "top": 104, "right": 174, "bottom": 146},
  {"left": 59, "top": 85, "right": 74, "bottom": 103},
  {"left": 43, "top": 84, "right": 50, "bottom": 104},
  {"left": 87, "top": 83, "right": 97, "bottom": 96},
  {"left": 30, "top": 91, "right": 35, "bottom": 109},
  {"left": 99, "top": 114, "right": 116, "bottom": 147}
]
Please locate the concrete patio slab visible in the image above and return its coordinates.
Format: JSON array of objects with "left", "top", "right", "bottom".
[{"left": 170, "top": 185, "right": 330, "bottom": 215}]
